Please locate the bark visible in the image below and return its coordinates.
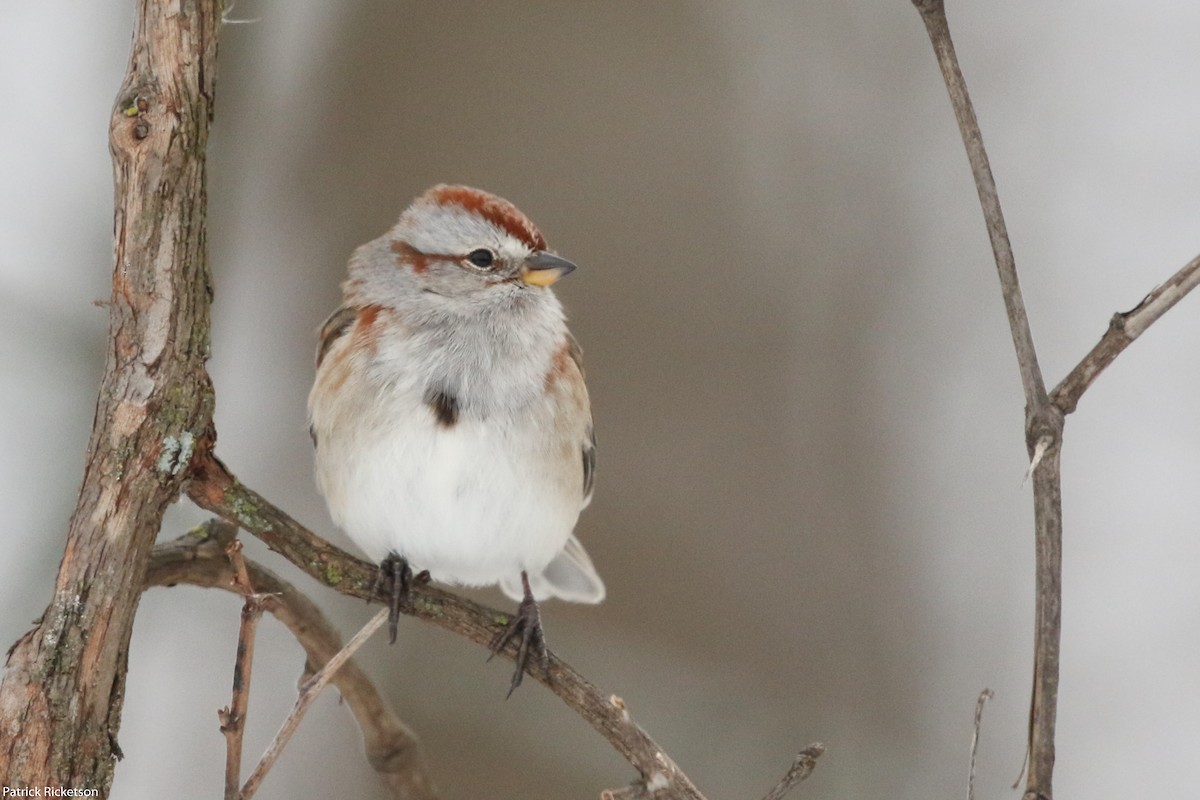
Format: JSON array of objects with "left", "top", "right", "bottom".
[{"left": 0, "top": 1, "right": 220, "bottom": 793}]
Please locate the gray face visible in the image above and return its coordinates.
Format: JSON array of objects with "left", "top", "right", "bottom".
[{"left": 346, "top": 186, "right": 573, "bottom": 318}]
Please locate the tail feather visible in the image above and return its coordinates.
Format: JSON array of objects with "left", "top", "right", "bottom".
[{"left": 502, "top": 535, "right": 605, "bottom": 604}]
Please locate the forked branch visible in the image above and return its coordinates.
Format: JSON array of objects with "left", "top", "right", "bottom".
[
  {"left": 910, "top": 4, "right": 1060, "bottom": 797},
  {"left": 912, "top": 4, "right": 1200, "bottom": 800}
]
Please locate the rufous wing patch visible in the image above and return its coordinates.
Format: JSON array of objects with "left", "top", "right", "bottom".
[
  {"left": 545, "top": 333, "right": 587, "bottom": 392},
  {"left": 543, "top": 340, "right": 574, "bottom": 392},
  {"left": 351, "top": 305, "right": 386, "bottom": 355}
]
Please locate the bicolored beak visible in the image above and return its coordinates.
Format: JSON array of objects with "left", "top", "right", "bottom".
[{"left": 520, "top": 251, "right": 577, "bottom": 287}]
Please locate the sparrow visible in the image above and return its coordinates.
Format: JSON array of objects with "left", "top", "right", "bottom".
[{"left": 307, "top": 184, "right": 604, "bottom": 694}]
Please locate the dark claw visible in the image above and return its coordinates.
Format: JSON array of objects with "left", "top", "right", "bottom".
[
  {"left": 488, "top": 571, "right": 549, "bottom": 698},
  {"left": 373, "top": 553, "right": 414, "bottom": 644}
]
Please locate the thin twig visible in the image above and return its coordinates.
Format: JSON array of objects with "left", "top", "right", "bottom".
[
  {"left": 967, "top": 689, "right": 993, "bottom": 800},
  {"left": 145, "top": 522, "right": 439, "bottom": 800},
  {"left": 912, "top": 0, "right": 1047, "bottom": 410},
  {"left": 1024, "top": 444, "right": 1063, "bottom": 800},
  {"left": 1052, "top": 252, "right": 1200, "bottom": 413},
  {"left": 226, "top": 539, "right": 254, "bottom": 591},
  {"left": 760, "top": 744, "right": 826, "bottom": 800},
  {"left": 217, "top": 540, "right": 264, "bottom": 800},
  {"left": 911, "top": 3, "right": 1063, "bottom": 798},
  {"left": 239, "top": 608, "right": 390, "bottom": 799}
]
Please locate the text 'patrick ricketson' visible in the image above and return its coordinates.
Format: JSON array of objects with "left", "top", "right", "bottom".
[{"left": 1, "top": 789, "right": 98, "bottom": 797}]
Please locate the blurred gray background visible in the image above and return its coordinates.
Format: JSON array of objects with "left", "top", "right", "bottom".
[{"left": 3, "top": 2, "right": 1199, "bottom": 798}]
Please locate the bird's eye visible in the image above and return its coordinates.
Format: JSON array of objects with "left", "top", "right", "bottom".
[{"left": 467, "top": 249, "right": 495, "bottom": 268}]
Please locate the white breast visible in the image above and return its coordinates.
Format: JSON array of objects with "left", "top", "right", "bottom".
[{"left": 308, "top": 306, "right": 584, "bottom": 589}]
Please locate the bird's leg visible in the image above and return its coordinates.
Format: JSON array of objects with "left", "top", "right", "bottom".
[
  {"left": 372, "top": 552, "right": 414, "bottom": 644},
  {"left": 488, "top": 571, "right": 549, "bottom": 698}
]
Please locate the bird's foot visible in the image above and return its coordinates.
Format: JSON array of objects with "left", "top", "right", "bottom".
[
  {"left": 488, "top": 571, "right": 549, "bottom": 698},
  {"left": 372, "top": 553, "right": 414, "bottom": 644}
]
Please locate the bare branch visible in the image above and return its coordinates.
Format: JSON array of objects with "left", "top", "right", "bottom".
[
  {"left": 912, "top": 19, "right": 1200, "bottom": 799},
  {"left": 1025, "top": 443, "right": 1063, "bottom": 800},
  {"left": 226, "top": 539, "right": 255, "bottom": 593},
  {"left": 240, "top": 608, "right": 389, "bottom": 799},
  {"left": 967, "top": 689, "right": 993, "bottom": 800},
  {"left": 217, "top": 541, "right": 265, "bottom": 800},
  {"left": 146, "top": 522, "right": 439, "bottom": 800},
  {"left": 912, "top": 0, "right": 1047, "bottom": 410},
  {"left": 186, "top": 450, "right": 726, "bottom": 799},
  {"left": 760, "top": 744, "right": 825, "bottom": 800},
  {"left": 911, "top": 3, "right": 1064, "bottom": 798},
  {"left": 1052, "top": 252, "right": 1200, "bottom": 413}
]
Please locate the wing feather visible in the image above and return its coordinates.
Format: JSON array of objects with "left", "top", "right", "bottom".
[
  {"left": 315, "top": 306, "right": 359, "bottom": 368},
  {"left": 565, "top": 333, "right": 597, "bottom": 506}
]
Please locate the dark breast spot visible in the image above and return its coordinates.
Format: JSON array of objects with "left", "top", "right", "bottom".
[{"left": 425, "top": 389, "right": 460, "bottom": 428}]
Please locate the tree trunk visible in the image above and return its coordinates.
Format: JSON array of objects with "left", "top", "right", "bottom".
[{"left": 0, "top": 1, "right": 221, "bottom": 793}]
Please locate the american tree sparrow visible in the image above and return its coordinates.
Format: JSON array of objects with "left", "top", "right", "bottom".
[{"left": 308, "top": 185, "right": 604, "bottom": 694}]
